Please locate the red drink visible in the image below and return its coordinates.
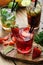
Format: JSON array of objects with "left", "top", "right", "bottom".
[
  {"left": 11, "top": 27, "right": 34, "bottom": 54},
  {"left": 14, "top": 27, "right": 34, "bottom": 54}
]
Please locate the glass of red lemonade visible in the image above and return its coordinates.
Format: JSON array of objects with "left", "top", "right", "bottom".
[{"left": 11, "top": 27, "right": 34, "bottom": 54}]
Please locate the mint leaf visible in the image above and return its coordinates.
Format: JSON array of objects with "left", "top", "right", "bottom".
[
  {"left": 1, "top": 8, "right": 7, "bottom": 16},
  {"left": 6, "top": 23, "right": 11, "bottom": 28},
  {"left": 1, "top": 16, "right": 6, "bottom": 24},
  {"left": 34, "top": 31, "right": 43, "bottom": 46}
]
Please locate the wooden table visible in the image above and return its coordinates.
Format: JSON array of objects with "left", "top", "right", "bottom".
[{"left": 0, "top": 0, "right": 43, "bottom": 65}]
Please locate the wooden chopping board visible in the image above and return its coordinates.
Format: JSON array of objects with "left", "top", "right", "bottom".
[{"left": 0, "top": 8, "right": 43, "bottom": 64}]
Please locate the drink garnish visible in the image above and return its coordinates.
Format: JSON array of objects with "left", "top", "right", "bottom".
[
  {"left": 34, "top": 3, "right": 41, "bottom": 14},
  {"left": 8, "top": 2, "right": 15, "bottom": 8},
  {"left": 1, "top": 8, "right": 16, "bottom": 28},
  {"left": 8, "top": 1, "right": 18, "bottom": 11},
  {"left": 21, "top": 0, "right": 31, "bottom": 6}
]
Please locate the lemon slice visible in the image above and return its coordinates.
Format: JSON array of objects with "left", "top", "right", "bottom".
[{"left": 21, "top": 0, "right": 31, "bottom": 6}]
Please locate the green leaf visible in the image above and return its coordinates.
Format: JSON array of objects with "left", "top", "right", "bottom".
[
  {"left": 1, "top": 8, "right": 7, "bottom": 16},
  {"left": 34, "top": 31, "right": 43, "bottom": 46},
  {"left": 34, "top": 35, "right": 40, "bottom": 44},
  {"left": 1, "top": 16, "right": 6, "bottom": 24},
  {"left": 7, "top": 15, "right": 16, "bottom": 21},
  {"left": 6, "top": 23, "right": 11, "bottom": 27},
  {"left": 8, "top": 2, "right": 13, "bottom": 8}
]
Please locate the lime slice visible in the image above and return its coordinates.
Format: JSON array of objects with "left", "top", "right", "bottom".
[
  {"left": 34, "top": 8, "right": 41, "bottom": 14},
  {"left": 21, "top": 0, "right": 31, "bottom": 6},
  {"left": 3, "top": 46, "right": 14, "bottom": 54},
  {"left": 8, "top": 2, "right": 13, "bottom": 8},
  {"left": 8, "top": 2, "right": 16, "bottom": 8},
  {"left": 34, "top": 4, "right": 41, "bottom": 14}
]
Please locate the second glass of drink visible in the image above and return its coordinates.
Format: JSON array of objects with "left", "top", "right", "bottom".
[{"left": 26, "top": 1, "right": 42, "bottom": 30}]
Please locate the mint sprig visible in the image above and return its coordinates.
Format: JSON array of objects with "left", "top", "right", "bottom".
[{"left": 34, "top": 31, "right": 43, "bottom": 46}]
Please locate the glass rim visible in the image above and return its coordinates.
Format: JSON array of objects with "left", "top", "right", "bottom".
[{"left": 26, "top": 1, "right": 42, "bottom": 7}]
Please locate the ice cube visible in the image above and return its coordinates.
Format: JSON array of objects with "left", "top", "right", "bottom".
[{"left": 22, "top": 31, "right": 31, "bottom": 37}]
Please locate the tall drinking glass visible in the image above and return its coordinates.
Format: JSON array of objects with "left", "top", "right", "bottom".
[
  {"left": 0, "top": 8, "right": 16, "bottom": 31},
  {"left": 26, "top": 1, "right": 42, "bottom": 30},
  {"left": 11, "top": 27, "right": 34, "bottom": 54}
]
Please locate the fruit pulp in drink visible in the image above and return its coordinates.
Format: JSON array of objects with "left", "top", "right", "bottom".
[{"left": 16, "top": 27, "right": 34, "bottom": 54}]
